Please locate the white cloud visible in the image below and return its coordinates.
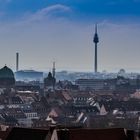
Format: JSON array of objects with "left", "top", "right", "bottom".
[{"left": 22, "top": 4, "right": 71, "bottom": 24}]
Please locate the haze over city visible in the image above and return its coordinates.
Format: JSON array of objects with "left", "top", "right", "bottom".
[
  {"left": 0, "top": 0, "right": 140, "bottom": 72},
  {"left": 1, "top": 1, "right": 140, "bottom": 138}
]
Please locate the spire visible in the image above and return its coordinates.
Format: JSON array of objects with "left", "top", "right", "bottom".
[
  {"left": 52, "top": 61, "right": 56, "bottom": 91},
  {"left": 95, "top": 23, "right": 97, "bottom": 34},
  {"left": 52, "top": 61, "right": 55, "bottom": 78},
  {"left": 93, "top": 24, "right": 99, "bottom": 44}
]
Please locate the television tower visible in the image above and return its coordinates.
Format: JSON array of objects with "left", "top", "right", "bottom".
[{"left": 93, "top": 24, "right": 99, "bottom": 73}]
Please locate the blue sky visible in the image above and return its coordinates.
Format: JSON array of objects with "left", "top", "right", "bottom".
[
  {"left": 1, "top": 0, "right": 140, "bottom": 20},
  {"left": 0, "top": 0, "right": 140, "bottom": 72},
  {"left": 1, "top": 0, "right": 140, "bottom": 16}
]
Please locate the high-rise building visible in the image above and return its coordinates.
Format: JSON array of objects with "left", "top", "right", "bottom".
[{"left": 93, "top": 24, "right": 99, "bottom": 73}]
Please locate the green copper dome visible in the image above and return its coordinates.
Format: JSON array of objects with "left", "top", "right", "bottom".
[
  {"left": 0, "top": 66, "right": 14, "bottom": 78},
  {"left": 0, "top": 66, "right": 15, "bottom": 87}
]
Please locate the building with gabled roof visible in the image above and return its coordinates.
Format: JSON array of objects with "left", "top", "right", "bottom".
[
  {"left": 100, "top": 104, "right": 108, "bottom": 115},
  {"left": 51, "top": 128, "right": 134, "bottom": 140}
]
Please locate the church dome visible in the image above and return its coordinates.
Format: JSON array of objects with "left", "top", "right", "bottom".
[
  {"left": 0, "top": 66, "right": 15, "bottom": 87},
  {"left": 0, "top": 66, "right": 14, "bottom": 78}
]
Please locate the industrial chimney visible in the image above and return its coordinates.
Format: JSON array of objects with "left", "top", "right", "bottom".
[{"left": 16, "top": 52, "right": 19, "bottom": 72}]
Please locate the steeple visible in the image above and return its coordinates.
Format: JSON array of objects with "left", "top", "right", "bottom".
[
  {"left": 52, "top": 61, "right": 56, "bottom": 91},
  {"left": 52, "top": 61, "right": 55, "bottom": 78}
]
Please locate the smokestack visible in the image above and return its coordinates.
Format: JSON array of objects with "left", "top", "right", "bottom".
[{"left": 16, "top": 52, "right": 19, "bottom": 72}]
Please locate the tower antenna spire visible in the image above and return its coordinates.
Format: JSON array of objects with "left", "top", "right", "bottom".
[{"left": 95, "top": 23, "right": 97, "bottom": 34}]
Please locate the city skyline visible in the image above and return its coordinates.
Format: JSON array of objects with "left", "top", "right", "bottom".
[{"left": 0, "top": 0, "right": 140, "bottom": 72}]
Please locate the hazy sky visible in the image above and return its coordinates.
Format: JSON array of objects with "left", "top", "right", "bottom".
[{"left": 0, "top": 0, "right": 140, "bottom": 72}]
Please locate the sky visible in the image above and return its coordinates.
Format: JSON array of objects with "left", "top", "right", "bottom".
[{"left": 0, "top": 0, "right": 140, "bottom": 72}]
